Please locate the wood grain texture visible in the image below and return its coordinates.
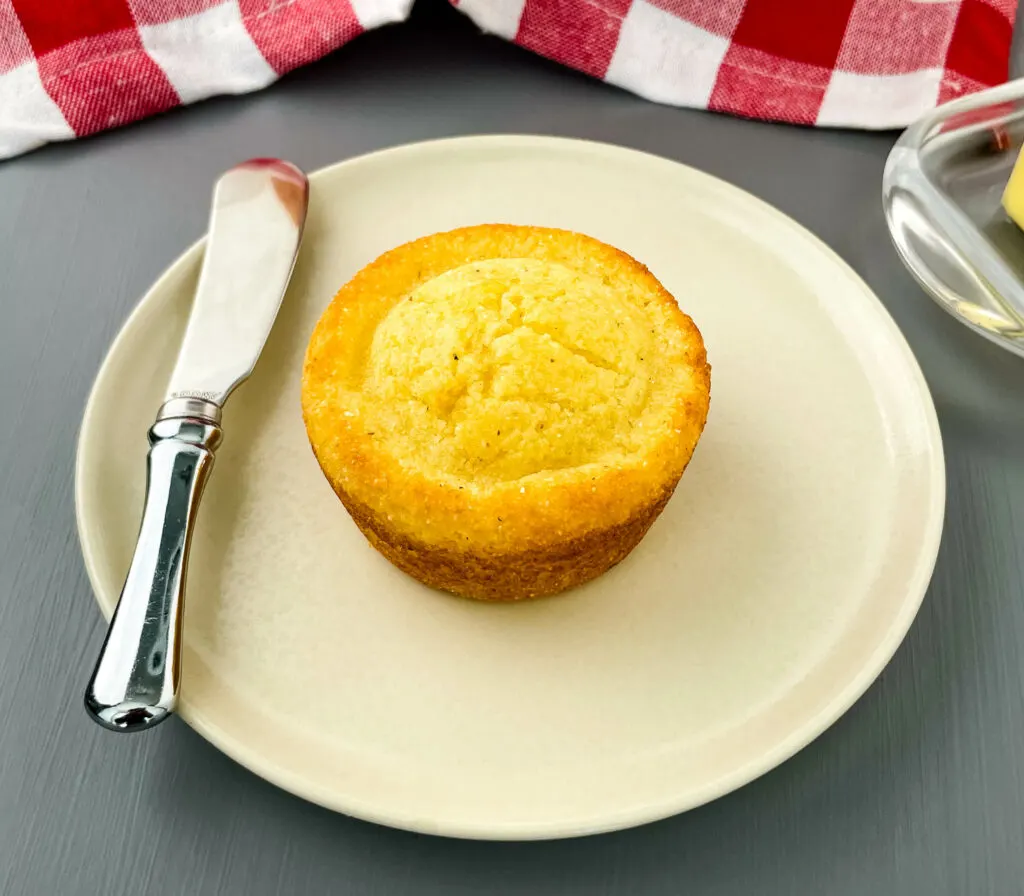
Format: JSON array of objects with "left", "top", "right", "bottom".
[{"left": 1, "top": 1, "right": 1023, "bottom": 893}]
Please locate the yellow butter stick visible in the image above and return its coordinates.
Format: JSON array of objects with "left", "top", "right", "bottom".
[{"left": 1002, "top": 145, "right": 1024, "bottom": 227}]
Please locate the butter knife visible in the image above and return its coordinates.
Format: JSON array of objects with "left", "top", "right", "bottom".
[{"left": 84, "top": 159, "right": 309, "bottom": 733}]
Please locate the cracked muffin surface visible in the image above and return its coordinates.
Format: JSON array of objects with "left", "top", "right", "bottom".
[{"left": 301, "top": 224, "right": 710, "bottom": 601}]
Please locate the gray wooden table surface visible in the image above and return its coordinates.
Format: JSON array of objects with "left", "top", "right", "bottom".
[{"left": 3, "top": 2, "right": 1024, "bottom": 893}]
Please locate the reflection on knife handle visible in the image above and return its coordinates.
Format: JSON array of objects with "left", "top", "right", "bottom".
[{"left": 84, "top": 402, "right": 222, "bottom": 732}]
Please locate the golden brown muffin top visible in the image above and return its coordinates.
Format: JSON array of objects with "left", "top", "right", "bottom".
[{"left": 302, "top": 225, "right": 709, "bottom": 549}]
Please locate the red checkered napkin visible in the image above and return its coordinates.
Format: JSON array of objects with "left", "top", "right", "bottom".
[
  {"left": 0, "top": 0, "right": 412, "bottom": 159},
  {"left": 0, "top": 0, "right": 1017, "bottom": 160},
  {"left": 459, "top": 0, "right": 1018, "bottom": 126}
]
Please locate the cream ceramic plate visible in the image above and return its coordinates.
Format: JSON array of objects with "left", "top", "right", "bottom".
[{"left": 77, "top": 136, "right": 944, "bottom": 840}]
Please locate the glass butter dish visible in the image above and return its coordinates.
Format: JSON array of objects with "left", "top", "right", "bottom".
[{"left": 884, "top": 78, "right": 1024, "bottom": 358}]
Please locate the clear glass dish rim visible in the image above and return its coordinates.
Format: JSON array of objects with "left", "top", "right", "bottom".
[{"left": 882, "top": 77, "right": 1024, "bottom": 359}]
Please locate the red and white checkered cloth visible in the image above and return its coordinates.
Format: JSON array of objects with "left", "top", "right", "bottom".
[{"left": 0, "top": 0, "right": 1017, "bottom": 160}]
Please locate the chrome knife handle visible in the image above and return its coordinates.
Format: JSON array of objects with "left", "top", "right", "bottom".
[{"left": 84, "top": 403, "right": 222, "bottom": 732}]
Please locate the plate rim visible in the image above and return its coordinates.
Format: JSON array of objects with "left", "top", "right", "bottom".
[{"left": 75, "top": 134, "right": 946, "bottom": 840}]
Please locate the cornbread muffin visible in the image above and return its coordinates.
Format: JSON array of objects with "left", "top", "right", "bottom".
[{"left": 302, "top": 225, "right": 710, "bottom": 600}]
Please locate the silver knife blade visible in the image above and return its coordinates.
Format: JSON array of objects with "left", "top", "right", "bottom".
[{"left": 166, "top": 158, "right": 308, "bottom": 406}]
